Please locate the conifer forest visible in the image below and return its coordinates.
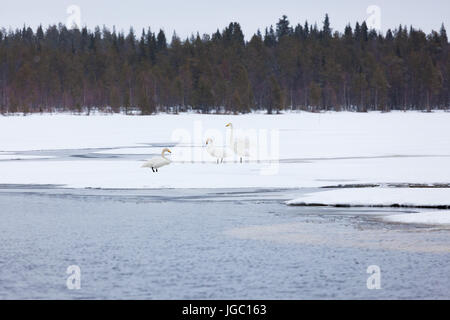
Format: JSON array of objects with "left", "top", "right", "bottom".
[{"left": 0, "top": 15, "right": 448, "bottom": 114}]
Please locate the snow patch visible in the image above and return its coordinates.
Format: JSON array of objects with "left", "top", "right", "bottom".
[{"left": 287, "top": 188, "right": 450, "bottom": 208}]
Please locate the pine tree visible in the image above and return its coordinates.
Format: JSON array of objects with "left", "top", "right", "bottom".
[
  {"left": 422, "top": 56, "right": 442, "bottom": 112},
  {"left": 309, "top": 82, "right": 322, "bottom": 108},
  {"left": 269, "top": 76, "right": 282, "bottom": 114},
  {"left": 156, "top": 29, "right": 167, "bottom": 51},
  {"left": 440, "top": 24, "right": 448, "bottom": 45},
  {"left": 264, "top": 26, "right": 277, "bottom": 47},
  {"left": 322, "top": 14, "right": 332, "bottom": 39},
  {"left": 371, "top": 65, "right": 389, "bottom": 111},
  {"left": 276, "top": 15, "right": 291, "bottom": 40}
]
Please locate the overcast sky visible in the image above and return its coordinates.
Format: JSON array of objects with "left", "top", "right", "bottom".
[{"left": 0, "top": 0, "right": 448, "bottom": 39}]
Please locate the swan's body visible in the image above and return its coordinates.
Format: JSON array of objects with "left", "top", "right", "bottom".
[
  {"left": 205, "top": 138, "right": 231, "bottom": 164},
  {"left": 142, "top": 148, "right": 172, "bottom": 172},
  {"left": 226, "top": 123, "right": 250, "bottom": 163}
]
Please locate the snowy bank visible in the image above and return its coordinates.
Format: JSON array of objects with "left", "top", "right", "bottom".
[{"left": 286, "top": 188, "right": 450, "bottom": 209}]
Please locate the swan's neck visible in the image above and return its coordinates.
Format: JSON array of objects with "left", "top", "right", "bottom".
[
  {"left": 228, "top": 126, "right": 234, "bottom": 144},
  {"left": 161, "top": 151, "right": 170, "bottom": 160}
]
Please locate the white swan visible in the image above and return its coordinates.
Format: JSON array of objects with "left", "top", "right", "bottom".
[
  {"left": 142, "top": 148, "right": 172, "bottom": 172},
  {"left": 226, "top": 123, "right": 250, "bottom": 163},
  {"left": 205, "top": 138, "right": 231, "bottom": 164}
]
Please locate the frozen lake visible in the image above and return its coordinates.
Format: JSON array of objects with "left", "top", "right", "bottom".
[
  {"left": 0, "top": 112, "right": 449, "bottom": 299},
  {"left": 0, "top": 185, "right": 449, "bottom": 300}
]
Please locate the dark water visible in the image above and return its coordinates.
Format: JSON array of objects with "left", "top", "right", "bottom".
[{"left": 0, "top": 186, "right": 449, "bottom": 300}]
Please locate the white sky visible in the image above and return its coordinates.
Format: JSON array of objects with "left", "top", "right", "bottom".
[{"left": 0, "top": 0, "right": 448, "bottom": 39}]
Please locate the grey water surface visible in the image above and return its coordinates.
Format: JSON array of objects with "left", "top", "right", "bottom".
[{"left": 0, "top": 185, "right": 449, "bottom": 300}]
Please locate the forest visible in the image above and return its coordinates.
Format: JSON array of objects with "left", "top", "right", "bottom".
[{"left": 0, "top": 14, "right": 448, "bottom": 115}]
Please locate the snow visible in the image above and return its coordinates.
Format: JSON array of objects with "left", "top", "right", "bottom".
[
  {"left": 0, "top": 111, "right": 449, "bottom": 190},
  {"left": 1, "top": 111, "right": 449, "bottom": 155},
  {"left": 382, "top": 211, "right": 450, "bottom": 226},
  {"left": 286, "top": 188, "right": 450, "bottom": 208},
  {"left": 0, "top": 157, "right": 449, "bottom": 190},
  {"left": 0, "top": 154, "right": 54, "bottom": 160},
  {"left": 0, "top": 161, "right": 300, "bottom": 189},
  {"left": 93, "top": 147, "right": 163, "bottom": 155}
]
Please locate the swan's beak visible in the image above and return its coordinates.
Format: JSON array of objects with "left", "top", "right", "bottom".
[{"left": 168, "top": 149, "right": 172, "bottom": 153}]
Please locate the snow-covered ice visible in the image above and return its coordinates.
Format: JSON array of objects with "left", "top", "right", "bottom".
[
  {"left": 0, "top": 157, "right": 449, "bottom": 190},
  {"left": 1, "top": 111, "right": 449, "bottom": 155},
  {"left": 286, "top": 188, "right": 450, "bottom": 208},
  {"left": 93, "top": 147, "right": 163, "bottom": 155},
  {"left": 0, "top": 154, "right": 54, "bottom": 160}
]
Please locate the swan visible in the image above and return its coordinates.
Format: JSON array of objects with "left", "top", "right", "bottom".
[
  {"left": 226, "top": 123, "right": 250, "bottom": 163},
  {"left": 205, "top": 138, "right": 231, "bottom": 164},
  {"left": 142, "top": 148, "right": 172, "bottom": 172}
]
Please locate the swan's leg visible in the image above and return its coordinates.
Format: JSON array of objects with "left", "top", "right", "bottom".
[
  {"left": 152, "top": 168, "right": 155, "bottom": 172},
  {"left": 240, "top": 157, "right": 243, "bottom": 163},
  {"left": 221, "top": 158, "right": 224, "bottom": 164},
  {"left": 217, "top": 159, "right": 219, "bottom": 164},
  {"left": 156, "top": 168, "right": 159, "bottom": 172}
]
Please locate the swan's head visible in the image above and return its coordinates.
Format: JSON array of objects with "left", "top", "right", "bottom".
[
  {"left": 205, "top": 138, "right": 213, "bottom": 145},
  {"left": 225, "top": 123, "right": 232, "bottom": 128},
  {"left": 162, "top": 148, "right": 172, "bottom": 154}
]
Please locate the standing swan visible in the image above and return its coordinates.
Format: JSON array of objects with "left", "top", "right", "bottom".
[
  {"left": 142, "top": 148, "right": 172, "bottom": 172},
  {"left": 205, "top": 138, "right": 231, "bottom": 164},
  {"left": 226, "top": 123, "right": 250, "bottom": 163}
]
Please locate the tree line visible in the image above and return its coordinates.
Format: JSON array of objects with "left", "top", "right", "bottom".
[{"left": 0, "top": 14, "right": 448, "bottom": 115}]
